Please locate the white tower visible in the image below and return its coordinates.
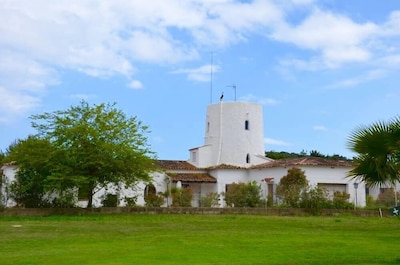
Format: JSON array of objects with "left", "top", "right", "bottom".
[{"left": 189, "top": 101, "right": 268, "bottom": 168}]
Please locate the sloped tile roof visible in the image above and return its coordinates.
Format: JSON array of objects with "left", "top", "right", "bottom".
[
  {"left": 168, "top": 173, "right": 217, "bottom": 183},
  {"left": 251, "top": 157, "right": 353, "bottom": 169},
  {"left": 156, "top": 160, "right": 197, "bottom": 170},
  {"left": 207, "top": 164, "right": 246, "bottom": 170}
]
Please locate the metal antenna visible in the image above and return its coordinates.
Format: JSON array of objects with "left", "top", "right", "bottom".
[
  {"left": 210, "top": 52, "right": 213, "bottom": 104},
  {"left": 227, "top": 84, "right": 236, "bottom": 101}
]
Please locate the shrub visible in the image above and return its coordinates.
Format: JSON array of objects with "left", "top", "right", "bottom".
[
  {"left": 332, "top": 191, "right": 353, "bottom": 209},
  {"left": 276, "top": 167, "right": 308, "bottom": 208},
  {"left": 366, "top": 194, "right": 376, "bottom": 207},
  {"left": 101, "top": 193, "right": 118, "bottom": 207},
  {"left": 224, "top": 181, "right": 262, "bottom": 208},
  {"left": 144, "top": 193, "right": 165, "bottom": 207},
  {"left": 376, "top": 189, "right": 398, "bottom": 207},
  {"left": 50, "top": 190, "right": 77, "bottom": 208},
  {"left": 171, "top": 187, "right": 193, "bottom": 207},
  {"left": 300, "top": 186, "right": 329, "bottom": 215},
  {"left": 266, "top": 194, "right": 273, "bottom": 207},
  {"left": 124, "top": 196, "right": 138, "bottom": 207},
  {"left": 199, "top": 192, "right": 220, "bottom": 207}
]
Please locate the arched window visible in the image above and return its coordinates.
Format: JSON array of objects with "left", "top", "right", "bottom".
[
  {"left": 144, "top": 183, "right": 156, "bottom": 197},
  {"left": 246, "top": 153, "right": 250, "bottom": 164},
  {"left": 245, "top": 120, "right": 249, "bottom": 130}
]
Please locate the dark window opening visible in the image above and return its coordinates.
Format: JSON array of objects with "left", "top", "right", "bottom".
[
  {"left": 246, "top": 153, "right": 250, "bottom": 164},
  {"left": 245, "top": 120, "right": 249, "bottom": 130},
  {"left": 144, "top": 183, "right": 156, "bottom": 197}
]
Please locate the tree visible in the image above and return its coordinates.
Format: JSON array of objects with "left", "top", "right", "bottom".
[
  {"left": 347, "top": 117, "right": 400, "bottom": 187},
  {"left": 224, "top": 181, "right": 262, "bottom": 207},
  {"left": 6, "top": 136, "right": 58, "bottom": 207},
  {"left": 276, "top": 167, "right": 309, "bottom": 207},
  {"left": 19, "top": 100, "right": 157, "bottom": 208}
]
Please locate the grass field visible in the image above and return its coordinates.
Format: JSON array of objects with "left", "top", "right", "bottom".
[{"left": 0, "top": 213, "right": 399, "bottom": 265}]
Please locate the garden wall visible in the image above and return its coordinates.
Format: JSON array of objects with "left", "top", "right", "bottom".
[{"left": 0, "top": 207, "right": 390, "bottom": 217}]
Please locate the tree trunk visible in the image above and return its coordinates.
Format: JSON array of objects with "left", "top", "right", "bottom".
[{"left": 86, "top": 182, "right": 95, "bottom": 208}]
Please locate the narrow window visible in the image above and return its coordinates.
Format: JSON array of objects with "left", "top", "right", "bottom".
[
  {"left": 246, "top": 153, "right": 250, "bottom": 164},
  {"left": 245, "top": 120, "right": 249, "bottom": 130},
  {"left": 191, "top": 151, "right": 197, "bottom": 162},
  {"left": 207, "top": 122, "right": 210, "bottom": 133}
]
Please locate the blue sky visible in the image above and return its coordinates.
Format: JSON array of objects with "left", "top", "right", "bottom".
[{"left": 1, "top": 0, "right": 399, "bottom": 160}]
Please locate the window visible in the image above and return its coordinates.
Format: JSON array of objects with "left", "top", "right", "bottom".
[
  {"left": 191, "top": 151, "right": 197, "bottom": 162},
  {"left": 144, "top": 183, "right": 156, "bottom": 197},
  {"left": 245, "top": 120, "right": 249, "bottom": 130},
  {"left": 207, "top": 122, "right": 210, "bottom": 133},
  {"left": 246, "top": 153, "right": 250, "bottom": 164}
]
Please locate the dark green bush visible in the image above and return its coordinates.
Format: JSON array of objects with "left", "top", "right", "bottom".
[{"left": 101, "top": 193, "right": 118, "bottom": 207}]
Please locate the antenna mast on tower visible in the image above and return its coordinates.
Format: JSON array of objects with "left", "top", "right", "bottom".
[{"left": 210, "top": 52, "right": 213, "bottom": 104}]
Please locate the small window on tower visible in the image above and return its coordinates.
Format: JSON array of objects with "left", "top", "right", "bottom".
[
  {"left": 207, "top": 122, "right": 210, "bottom": 133},
  {"left": 246, "top": 153, "right": 250, "bottom": 164},
  {"left": 192, "top": 151, "right": 197, "bottom": 162},
  {"left": 245, "top": 120, "right": 249, "bottom": 130}
]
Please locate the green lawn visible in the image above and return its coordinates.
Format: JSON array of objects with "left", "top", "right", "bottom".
[{"left": 0, "top": 214, "right": 399, "bottom": 265}]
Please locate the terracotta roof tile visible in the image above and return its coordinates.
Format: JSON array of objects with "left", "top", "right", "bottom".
[
  {"left": 207, "top": 164, "right": 246, "bottom": 170},
  {"left": 251, "top": 157, "right": 353, "bottom": 169},
  {"left": 156, "top": 160, "right": 197, "bottom": 170},
  {"left": 168, "top": 173, "right": 217, "bottom": 183}
]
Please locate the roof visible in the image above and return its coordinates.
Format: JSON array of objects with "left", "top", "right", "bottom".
[
  {"left": 167, "top": 173, "right": 217, "bottom": 183},
  {"left": 156, "top": 160, "right": 198, "bottom": 170},
  {"left": 251, "top": 157, "right": 353, "bottom": 169},
  {"left": 207, "top": 163, "right": 246, "bottom": 170}
]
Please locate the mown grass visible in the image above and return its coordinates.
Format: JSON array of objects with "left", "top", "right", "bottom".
[{"left": 0, "top": 214, "right": 399, "bottom": 265}]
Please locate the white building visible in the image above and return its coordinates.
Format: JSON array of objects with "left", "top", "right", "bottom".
[
  {"left": 1, "top": 101, "right": 375, "bottom": 207},
  {"left": 147, "top": 101, "right": 365, "bottom": 207}
]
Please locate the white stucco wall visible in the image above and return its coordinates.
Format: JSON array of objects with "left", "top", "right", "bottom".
[
  {"left": 1, "top": 164, "right": 17, "bottom": 207},
  {"left": 249, "top": 166, "right": 366, "bottom": 207},
  {"left": 196, "top": 102, "right": 266, "bottom": 168}
]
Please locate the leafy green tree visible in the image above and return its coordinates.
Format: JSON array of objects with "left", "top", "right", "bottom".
[
  {"left": 309, "top": 150, "right": 325, "bottom": 158},
  {"left": 347, "top": 117, "right": 400, "bottom": 187},
  {"left": 6, "top": 136, "right": 57, "bottom": 207},
  {"left": 265, "top": 150, "right": 350, "bottom": 161},
  {"left": 224, "top": 181, "right": 262, "bottom": 207},
  {"left": 276, "top": 167, "right": 309, "bottom": 207},
  {"left": 0, "top": 150, "right": 5, "bottom": 164},
  {"left": 11, "top": 101, "right": 156, "bottom": 208}
]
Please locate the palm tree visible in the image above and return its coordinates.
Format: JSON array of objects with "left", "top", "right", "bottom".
[{"left": 347, "top": 117, "right": 400, "bottom": 187}]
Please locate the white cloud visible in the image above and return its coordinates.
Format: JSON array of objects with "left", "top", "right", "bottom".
[
  {"left": 240, "top": 94, "right": 280, "bottom": 106},
  {"left": 264, "top": 137, "right": 291, "bottom": 146},
  {"left": 1, "top": 0, "right": 400, "bottom": 122},
  {"left": 312, "top": 125, "right": 327, "bottom": 131},
  {"left": 326, "top": 69, "right": 386, "bottom": 89},
  {"left": 271, "top": 9, "right": 378, "bottom": 68},
  {"left": 171, "top": 64, "right": 219, "bottom": 82},
  {"left": 69, "top": 94, "right": 97, "bottom": 101},
  {"left": 128, "top": 80, "right": 143, "bottom": 89},
  {"left": 0, "top": 87, "right": 40, "bottom": 123}
]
